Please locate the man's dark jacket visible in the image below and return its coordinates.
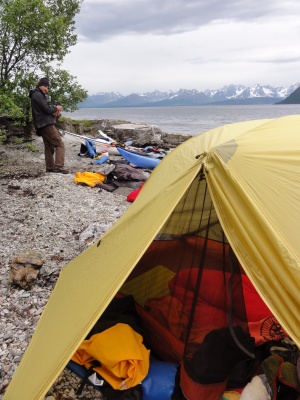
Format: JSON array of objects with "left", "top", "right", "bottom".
[{"left": 29, "top": 88, "right": 57, "bottom": 130}]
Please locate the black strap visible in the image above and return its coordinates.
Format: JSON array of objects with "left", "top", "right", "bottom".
[{"left": 76, "top": 361, "right": 101, "bottom": 396}]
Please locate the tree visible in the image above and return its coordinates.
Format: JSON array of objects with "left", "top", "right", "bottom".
[
  {"left": 0, "top": 0, "right": 87, "bottom": 136},
  {"left": 39, "top": 66, "right": 88, "bottom": 113},
  {"left": 0, "top": 0, "right": 81, "bottom": 87}
]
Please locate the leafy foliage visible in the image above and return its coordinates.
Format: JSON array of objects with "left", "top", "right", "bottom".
[
  {"left": 0, "top": 91, "right": 23, "bottom": 118},
  {"left": 0, "top": 0, "right": 81, "bottom": 85},
  {"left": 0, "top": 0, "right": 87, "bottom": 133},
  {"left": 41, "top": 66, "right": 88, "bottom": 112}
]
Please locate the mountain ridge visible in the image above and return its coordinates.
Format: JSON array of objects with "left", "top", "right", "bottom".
[
  {"left": 78, "top": 83, "right": 300, "bottom": 108},
  {"left": 276, "top": 86, "right": 300, "bottom": 104}
]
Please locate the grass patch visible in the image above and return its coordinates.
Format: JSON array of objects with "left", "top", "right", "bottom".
[
  {"left": 0, "top": 128, "right": 7, "bottom": 144},
  {"left": 25, "top": 143, "right": 39, "bottom": 152},
  {"left": 60, "top": 116, "right": 92, "bottom": 128}
]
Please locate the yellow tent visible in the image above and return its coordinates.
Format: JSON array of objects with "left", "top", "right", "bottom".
[{"left": 4, "top": 115, "right": 300, "bottom": 399}]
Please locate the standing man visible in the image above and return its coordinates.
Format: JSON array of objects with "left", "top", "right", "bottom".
[{"left": 29, "top": 77, "right": 69, "bottom": 174}]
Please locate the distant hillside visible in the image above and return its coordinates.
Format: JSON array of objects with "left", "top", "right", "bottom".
[
  {"left": 78, "top": 83, "right": 300, "bottom": 108},
  {"left": 78, "top": 92, "right": 124, "bottom": 107},
  {"left": 276, "top": 86, "right": 300, "bottom": 104}
]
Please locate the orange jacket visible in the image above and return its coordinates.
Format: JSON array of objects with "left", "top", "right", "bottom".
[
  {"left": 74, "top": 171, "right": 106, "bottom": 188},
  {"left": 72, "top": 323, "right": 150, "bottom": 390}
]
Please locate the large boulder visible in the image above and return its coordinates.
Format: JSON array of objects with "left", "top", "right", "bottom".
[{"left": 110, "top": 123, "right": 164, "bottom": 146}]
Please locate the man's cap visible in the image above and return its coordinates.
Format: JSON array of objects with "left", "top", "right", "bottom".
[{"left": 37, "top": 77, "right": 50, "bottom": 87}]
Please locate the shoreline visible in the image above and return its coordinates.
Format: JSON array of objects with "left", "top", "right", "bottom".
[{"left": 57, "top": 117, "right": 191, "bottom": 149}]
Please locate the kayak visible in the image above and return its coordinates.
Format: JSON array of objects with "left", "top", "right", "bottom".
[
  {"left": 94, "top": 141, "right": 120, "bottom": 156},
  {"left": 117, "top": 146, "right": 161, "bottom": 169},
  {"left": 94, "top": 130, "right": 120, "bottom": 155}
]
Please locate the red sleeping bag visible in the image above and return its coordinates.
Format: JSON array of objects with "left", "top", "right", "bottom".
[{"left": 127, "top": 182, "right": 144, "bottom": 202}]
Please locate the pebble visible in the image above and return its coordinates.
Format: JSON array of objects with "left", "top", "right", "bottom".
[{"left": 0, "top": 136, "right": 136, "bottom": 399}]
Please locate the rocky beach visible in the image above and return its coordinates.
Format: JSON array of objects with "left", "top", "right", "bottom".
[{"left": 0, "top": 121, "right": 187, "bottom": 399}]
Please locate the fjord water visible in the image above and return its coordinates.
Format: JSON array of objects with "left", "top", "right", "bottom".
[{"left": 63, "top": 104, "right": 300, "bottom": 136}]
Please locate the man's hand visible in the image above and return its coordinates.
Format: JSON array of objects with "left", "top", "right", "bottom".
[{"left": 53, "top": 105, "right": 63, "bottom": 117}]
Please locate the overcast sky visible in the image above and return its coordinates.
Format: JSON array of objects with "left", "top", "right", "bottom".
[{"left": 61, "top": 0, "right": 300, "bottom": 95}]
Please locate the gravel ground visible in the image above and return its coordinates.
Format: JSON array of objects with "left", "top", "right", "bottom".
[{"left": 0, "top": 135, "right": 142, "bottom": 399}]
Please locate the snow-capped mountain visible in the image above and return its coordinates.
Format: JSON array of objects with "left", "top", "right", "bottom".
[{"left": 78, "top": 83, "right": 300, "bottom": 108}]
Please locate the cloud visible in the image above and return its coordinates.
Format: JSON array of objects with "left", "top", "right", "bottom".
[
  {"left": 61, "top": 0, "right": 300, "bottom": 95},
  {"left": 76, "top": 0, "right": 297, "bottom": 41}
]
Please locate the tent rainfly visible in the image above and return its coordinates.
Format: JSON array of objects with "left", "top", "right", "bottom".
[{"left": 3, "top": 115, "right": 300, "bottom": 400}]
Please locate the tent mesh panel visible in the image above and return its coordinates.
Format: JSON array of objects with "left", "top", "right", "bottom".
[{"left": 120, "top": 173, "right": 256, "bottom": 391}]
